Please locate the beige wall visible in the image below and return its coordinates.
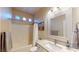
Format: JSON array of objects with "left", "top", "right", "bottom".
[
  {"left": 0, "top": 20, "right": 11, "bottom": 32},
  {"left": 72, "top": 8, "right": 79, "bottom": 23},
  {"left": 35, "top": 7, "right": 49, "bottom": 19}
]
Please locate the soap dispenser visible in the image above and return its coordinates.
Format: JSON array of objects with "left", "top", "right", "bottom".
[{"left": 66, "top": 40, "right": 70, "bottom": 48}]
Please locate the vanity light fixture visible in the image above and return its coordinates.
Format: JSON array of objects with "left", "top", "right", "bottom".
[
  {"left": 15, "top": 16, "right": 21, "bottom": 20},
  {"left": 3, "top": 13, "right": 12, "bottom": 19},
  {"left": 28, "top": 18, "right": 32, "bottom": 22},
  {"left": 22, "top": 17, "right": 27, "bottom": 21}
]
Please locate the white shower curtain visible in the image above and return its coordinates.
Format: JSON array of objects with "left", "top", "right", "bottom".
[{"left": 33, "top": 23, "right": 39, "bottom": 46}]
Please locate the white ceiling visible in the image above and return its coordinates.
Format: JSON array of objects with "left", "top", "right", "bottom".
[{"left": 15, "top": 7, "right": 41, "bottom": 15}]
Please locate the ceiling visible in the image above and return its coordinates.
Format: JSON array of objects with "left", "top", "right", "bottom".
[{"left": 14, "top": 7, "right": 41, "bottom": 15}]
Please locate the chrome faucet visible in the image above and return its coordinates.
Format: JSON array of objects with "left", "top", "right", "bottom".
[
  {"left": 66, "top": 40, "right": 70, "bottom": 48},
  {"left": 54, "top": 39, "right": 57, "bottom": 45}
]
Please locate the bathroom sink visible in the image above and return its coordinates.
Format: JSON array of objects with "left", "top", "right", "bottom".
[
  {"left": 37, "top": 40, "right": 63, "bottom": 52},
  {"left": 37, "top": 40, "right": 79, "bottom": 52},
  {"left": 45, "top": 42, "right": 62, "bottom": 51}
]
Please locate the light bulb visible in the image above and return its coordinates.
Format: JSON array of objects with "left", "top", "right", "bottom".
[
  {"left": 28, "top": 18, "right": 32, "bottom": 22},
  {"left": 23, "top": 17, "right": 27, "bottom": 21}
]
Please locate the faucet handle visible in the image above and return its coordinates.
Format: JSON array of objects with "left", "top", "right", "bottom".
[{"left": 54, "top": 39, "right": 56, "bottom": 45}]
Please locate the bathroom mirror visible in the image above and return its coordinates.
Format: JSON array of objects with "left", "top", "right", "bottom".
[{"left": 49, "top": 15, "right": 65, "bottom": 37}]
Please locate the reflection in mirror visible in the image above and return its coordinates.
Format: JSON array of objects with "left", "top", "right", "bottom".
[{"left": 50, "top": 15, "right": 65, "bottom": 36}]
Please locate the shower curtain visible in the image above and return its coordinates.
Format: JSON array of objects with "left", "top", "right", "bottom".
[{"left": 0, "top": 32, "right": 6, "bottom": 52}]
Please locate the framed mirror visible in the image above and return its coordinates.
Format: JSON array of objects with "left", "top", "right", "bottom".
[
  {"left": 45, "top": 7, "right": 71, "bottom": 44},
  {"left": 48, "top": 14, "right": 65, "bottom": 37},
  {"left": 50, "top": 15, "right": 64, "bottom": 36}
]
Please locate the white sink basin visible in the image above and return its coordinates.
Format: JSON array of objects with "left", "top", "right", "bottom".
[
  {"left": 45, "top": 43, "right": 62, "bottom": 51},
  {"left": 37, "top": 40, "right": 79, "bottom": 52},
  {"left": 37, "top": 40, "right": 63, "bottom": 52}
]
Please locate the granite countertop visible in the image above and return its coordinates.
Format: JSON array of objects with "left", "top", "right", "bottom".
[{"left": 36, "top": 40, "right": 79, "bottom": 52}]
